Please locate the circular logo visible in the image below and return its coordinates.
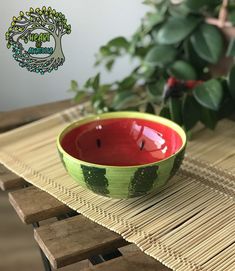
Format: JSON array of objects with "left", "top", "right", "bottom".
[{"left": 5, "top": 7, "right": 71, "bottom": 74}]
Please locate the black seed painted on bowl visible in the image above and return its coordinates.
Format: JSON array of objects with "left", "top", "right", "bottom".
[
  {"left": 96, "top": 139, "right": 101, "bottom": 148},
  {"left": 140, "top": 140, "right": 145, "bottom": 151}
]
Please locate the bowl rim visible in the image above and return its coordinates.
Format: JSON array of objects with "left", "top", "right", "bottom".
[{"left": 57, "top": 111, "right": 187, "bottom": 169}]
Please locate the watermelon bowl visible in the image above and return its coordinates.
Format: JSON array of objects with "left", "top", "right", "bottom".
[{"left": 57, "top": 112, "right": 186, "bottom": 199}]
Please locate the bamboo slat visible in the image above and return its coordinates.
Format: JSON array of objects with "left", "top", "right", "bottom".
[{"left": 0, "top": 105, "right": 234, "bottom": 271}]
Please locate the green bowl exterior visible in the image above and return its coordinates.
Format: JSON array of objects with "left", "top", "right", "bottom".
[{"left": 57, "top": 146, "right": 185, "bottom": 199}]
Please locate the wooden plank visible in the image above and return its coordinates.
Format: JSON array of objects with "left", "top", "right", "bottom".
[
  {"left": 34, "top": 215, "right": 128, "bottom": 269},
  {"left": 0, "top": 99, "right": 73, "bottom": 132},
  {"left": 9, "top": 186, "right": 71, "bottom": 224},
  {"left": 84, "top": 251, "right": 171, "bottom": 271},
  {"left": 0, "top": 164, "right": 26, "bottom": 191}
]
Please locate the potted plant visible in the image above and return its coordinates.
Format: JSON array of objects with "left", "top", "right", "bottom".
[{"left": 70, "top": 0, "right": 235, "bottom": 134}]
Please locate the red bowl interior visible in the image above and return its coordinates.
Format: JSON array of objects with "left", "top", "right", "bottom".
[{"left": 61, "top": 118, "right": 183, "bottom": 166}]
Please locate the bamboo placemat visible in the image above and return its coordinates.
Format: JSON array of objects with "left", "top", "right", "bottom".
[{"left": 0, "top": 104, "right": 234, "bottom": 271}]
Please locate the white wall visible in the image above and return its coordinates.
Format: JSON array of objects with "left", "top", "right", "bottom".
[{"left": 0, "top": 0, "right": 148, "bottom": 111}]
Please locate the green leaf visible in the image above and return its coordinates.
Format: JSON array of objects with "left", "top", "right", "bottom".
[
  {"left": 118, "top": 75, "right": 136, "bottom": 90},
  {"left": 136, "top": 64, "right": 155, "bottom": 79},
  {"left": 186, "top": 0, "right": 221, "bottom": 11},
  {"left": 228, "top": 65, "right": 235, "bottom": 100},
  {"left": 191, "top": 23, "right": 223, "bottom": 64},
  {"left": 199, "top": 106, "right": 217, "bottom": 129},
  {"left": 112, "top": 92, "right": 139, "bottom": 110},
  {"left": 226, "top": 39, "right": 235, "bottom": 57},
  {"left": 218, "top": 81, "right": 235, "bottom": 119},
  {"left": 85, "top": 74, "right": 100, "bottom": 91},
  {"left": 145, "top": 102, "right": 155, "bottom": 114},
  {"left": 169, "top": 97, "right": 183, "bottom": 125},
  {"left": 159, "top": 106, "right": 171, "bottom": 119},
  {"left": 135, "top": 46, "right": 151, "bottom": 58},
  {"left": 218, "top": 98, "right": 235, "bottom": 120},
  {"left": 108, "top": 37, "right": 129, "bottom": 50},
  {"left": 99, "top": 84, "right": 111, "bottom": 94},
  {"left": 147, "top": 79, "right": 165, "bottom": 103},
  {"left": 129, "top": 31, "right": 140, "bottom": 54},
  {"left": 147, "top": 12, "right": 164, "bottom": 25},
  {"left": 70, "top": 80, "right": 79, "bottom": 91},
  {"left": 145, "top": 45, "right": 177, "bottom": 67},
  {"left": 93, "top": 99, "right": 107, "bottom": 113},
  {"left": 99, "top": 46, "right": 111, "bottom": 56},
  {"left": 93, "top": 73, "right": 100, "bottom": 90},
  {"left": 154, "top": 16, "right": 200, "bottom": 45},
  {"left": 183, "top": 39, "right": 207, "bottom": 72},
  {"left": 193, "top": 79, "right": 223, "bottom": 111},
  {"left": 169, "top": 3, "right": 190, "bottom": 18},
  {"left": 228, "top": 10, "right": 235, "bottom": 25},
  {"left": 74, "top": 91, "right": 86, "bottom": 103},
  {"left": 84, "top": 78, "right": 92, "bottom": 88},
  {"left": 182, "top": 95, "right": 200, "bottom": 131},
  {"left": 144, "top": 12, "right": 165, "bottom": 31},
  {"left": 105, "top": 59, "right": 115, "bottom": 71},
  {"left": 168, "top": 60, "right": 197, "bottom": 80},
  {"left": 143, "top": 0, "right": 165, "bottom": 5}
]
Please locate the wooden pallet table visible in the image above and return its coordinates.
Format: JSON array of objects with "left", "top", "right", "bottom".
[
  {"left": 8, "top": 186, "right": 72, "bottom": 224},
  {"left": 0, "top": 164, "right": 26, "bottom": 191},
  {"left": 0, "top": 101, "right": 171, "bottom": 271}
]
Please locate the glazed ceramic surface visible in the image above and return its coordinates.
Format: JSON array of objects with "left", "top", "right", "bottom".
[{"left": 57, "top": 112, "right": 186, "bottom": 199}]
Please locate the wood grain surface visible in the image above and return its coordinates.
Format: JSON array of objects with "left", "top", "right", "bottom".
[
  {"left": 0, "top": 190, "right": 91, "bottom": 271},
  {"left": 0, "top": 164, "right": 26, "bottom": 191},
  {"left": 34, "top": 215, "right": 128, "bottom": 268},
  {"left": 0, "top": 99, "right": 73, "bottom": 132},
  {"left": 9, "top": 186, "right": 72, "bottom": 224},
  {"left": 84, "top": 251, "right": 170, "bottom": 271}
]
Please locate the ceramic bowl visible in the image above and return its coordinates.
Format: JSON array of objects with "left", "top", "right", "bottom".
[{"left": 57, "top": 112, "right": 186, "bottom": 199}]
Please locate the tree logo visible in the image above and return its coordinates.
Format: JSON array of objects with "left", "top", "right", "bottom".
[{"left": 5, "top": 7, "right": 71, "bottom": 74}]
